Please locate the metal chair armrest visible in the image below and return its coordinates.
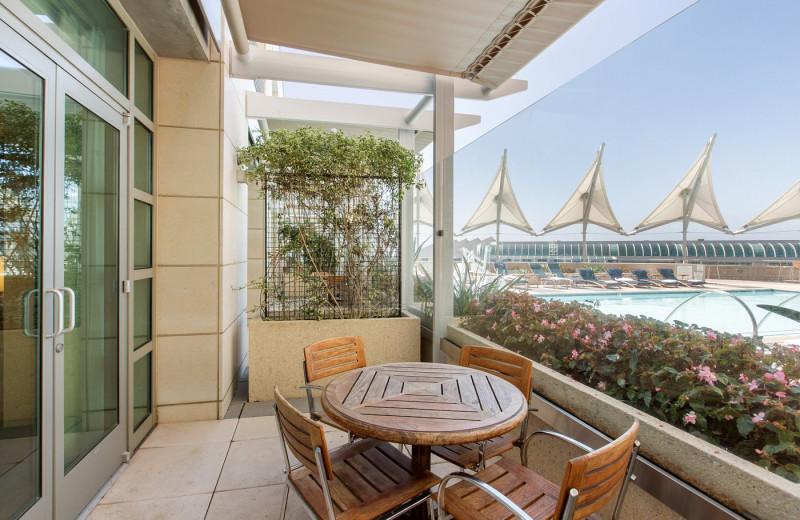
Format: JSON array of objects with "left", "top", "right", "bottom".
[
  {"left": 521, "top": 430, "right": 594, "bottom": 467},
  {"left": 438, "top": 472, "right": 533, "bottom": 520},
  {"left": 298, "top": 384, "right": 325, "bottom": 392}
]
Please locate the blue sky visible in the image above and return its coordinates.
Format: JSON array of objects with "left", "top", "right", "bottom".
[{"left": 285, "top": 0, "right": 800, "bottom": 243}]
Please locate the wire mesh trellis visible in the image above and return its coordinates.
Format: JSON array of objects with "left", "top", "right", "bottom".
[{"left": 260, "top": 175, "right": 403, "bottom": 320}]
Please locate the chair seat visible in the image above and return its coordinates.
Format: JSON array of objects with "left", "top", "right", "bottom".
[
  {"left": 441, "top": 457, "right": 602, "bottom": 520},
  {"left": 431, "top": 432, "right": 518, "bottom": 469},
  {"left": 291, "top": 439, "right": 440, "bottom": 520}
]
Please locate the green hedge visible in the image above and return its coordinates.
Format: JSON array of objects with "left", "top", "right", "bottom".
[{"left": 461, "top": 291, "right": 800, "bottom": 481}]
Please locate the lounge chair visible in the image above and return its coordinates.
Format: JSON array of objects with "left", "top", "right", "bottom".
[
  {"left": 630, "top": 269, "right": 678, "bottom": 287},
  {"left": 529, "top": 263, "right": 572, "bottom": 288},
  {"left": 606, "top": 268, "right": 648, "bottom": 288},
  {"left": 658, "top": 268, "right": 705, "bottom": 287},
  {"left": 547, "top": 262, "right": 583, "bottom": 285},
  {"left": 578, "top": 269, "right": 622, "bottom": 289}
]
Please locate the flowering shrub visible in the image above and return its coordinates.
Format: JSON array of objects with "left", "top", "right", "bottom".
[{"left": 460, "top": 291, "right": 800, "bottom": 481}]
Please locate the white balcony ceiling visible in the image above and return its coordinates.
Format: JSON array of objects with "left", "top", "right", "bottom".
[{"left": 237, "top": 0, "right": 603, "bottom": 89}]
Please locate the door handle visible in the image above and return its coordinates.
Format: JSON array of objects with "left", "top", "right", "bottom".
[
  {"left": 60, "top": 286, "right": 76, "bottom": 333},
  {"left": 22, "top": 288, "right": 39, "bottom": 338},
  {"left": 44, "top": 288, "right": 64, "bottom": 339}
]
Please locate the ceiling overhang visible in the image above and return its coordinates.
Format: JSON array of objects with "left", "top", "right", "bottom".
[
  {"left": 119, "top": 0, "right": 211, "bottom": 60},
  {"left": 237, "top": 0, "right": 603, "bottom": 89}
]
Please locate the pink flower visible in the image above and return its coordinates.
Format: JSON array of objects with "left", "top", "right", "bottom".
[
  {"left": 748, "top": 381, "right": 759, "bottom": 392},
  {"left": 755, "top": 448, "right": 765, "bottom": 456},
  {"left": 587, "top": 323, "right": 596, "bottom": 332},
  {"left": 533, "top": 303, "right": 541, "bottom": 313},
  {"left": 724, "top": 414, "right": 733, "bottom": 420},
  {"left": 751, "top": 412, "right": 765, "bottom": 424},
  {"left": 739, "top": 373, "right": 748, "bottom": 383},
  {"left": 491, "top": 322, "right": 497, "bottom": 331},
  {"left": 774, "top": 371, "right": 787, "bottom": 384},
  {"left": 706, "top": 330, "right": 717, "bottom": 340},
  {"left": 510, "top": 310, "right": 517, "bottom": 319},
  {"left": 622, "top": 323, "right": 634, "bottom": 334},
  {"left": 515, "top": 324, "right": 521, "bottom": 332},
  {"left": 486, "top": 308, "right": 494, "bottom": 315},
  {"left": 541, "top": 319, "right": 549, "bottom": 326},
  {"left": 571, "top": 329, "right": 581, "bottom": 338},
  {"left": 764, "top": 372, "right": 774, "bottom": 380},
  {"left": 597, "top": 381, "right": 606, "bottom": 390},
  {"left": 775, "top": 391, "right": 787, "bottom": 398},
  {"left": 550, "top": 323, "right": 557, "bottom": 330},
  {"left": 603, "top": 331, "right": 613, "bottom": 341},
  {"left": 537, "top": 335, "right": 545, "bottom": 343},
  {"left": 696, "top": 366, "right": 718, "bottom": 386},
  {"left": 654, "top": 387, "right": 661, "bottom": 392},
  {"left": 683, "top": 411, "right": 697, "bottom": 425},
  {"left": 571, "top": 349, "right": 579, "bottom": 360}
]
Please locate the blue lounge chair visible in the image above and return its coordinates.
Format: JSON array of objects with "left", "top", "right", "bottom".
[
  {"left": 529, "top": 263, "right": 572, "bottom": 288},
  {"left": 547, "top": 263, "right": 583, "bottom": 285},
  {"left": 630, "top": 269, "right": 678, "bottom": 287},
  {"left": 658, "top": 268, "right": 704, "bottom": 287},
  {"left": 606, "top": 268, "right": 648, "bottom": 288},
  {"left": 578, "top": 269, "right": 621, "bottom": 289}
]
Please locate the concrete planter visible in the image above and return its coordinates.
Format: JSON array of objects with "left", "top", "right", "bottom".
[
  {"left": 445, "top": 324, "right": 800, "bottom": 520},
  {"left": 248, "top": 313, "right": 420, "bottom": 401}
]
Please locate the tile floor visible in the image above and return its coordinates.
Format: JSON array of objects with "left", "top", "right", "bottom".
[{"left": 85, "top": 385, "right": 461, "bottom": 520}]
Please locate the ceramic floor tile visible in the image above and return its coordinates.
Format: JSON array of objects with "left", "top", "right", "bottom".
[
  {"left": 216, "top": 438, "right": 288, "bottom": 491},
  {"left": 233, "top": 416, "right": 278, "bottom": 441},
  {"left": 86, "top": 494, "right": 211, "bottom": 520},
  {"left": 100, "top": 442, "right": 230, "bottom": 503},
  {"left": 141, "top": 419, "right": 237, "bottom": 448},
  {"left": 206, "top": 484, "right": 307, "bottom": 520}
]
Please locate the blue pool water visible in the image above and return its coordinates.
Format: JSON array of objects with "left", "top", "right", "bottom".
[{"left": 538, "top": 289, "right": 800, "bottom": 338}]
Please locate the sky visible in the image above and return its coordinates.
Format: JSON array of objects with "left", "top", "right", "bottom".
[{"left": 283, "top": 0, "right": 800, "bottom": 244}]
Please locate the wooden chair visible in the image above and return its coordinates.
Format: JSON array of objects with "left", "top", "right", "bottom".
[
  {"left": 273, "top": 386, "right": 441, "bottom": 520},
  {"left": 431, "top": 345, "right": 535, "bottom": 470},
  {"left": 434, "top": 419, "right": 640, "bottom": 520},
  {"left": 301, "top": 336, "right": 366, "bottom": 434}
]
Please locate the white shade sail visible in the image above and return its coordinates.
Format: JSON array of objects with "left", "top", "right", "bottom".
[
  {"left": 459, "top": 149, "right": 535, "bottom": 235},
  {"left": 634, "top": 134, "right": 729, "bottom": 234},
  {"left": 737, "top": 180, "right": 800, "bottom": 233},
  {"left": 542, "top": 143, "right": 623, "bottom": 234}
]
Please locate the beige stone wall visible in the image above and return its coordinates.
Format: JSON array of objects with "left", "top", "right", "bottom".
[
  {"left": 248, "top": 314, "right": 421, "bottom": 401},
  {"left": 154, "top": 21, "right": 249, "bottom": 422}
]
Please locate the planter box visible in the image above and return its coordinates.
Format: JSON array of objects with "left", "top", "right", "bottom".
[
  {"left": 249, "top": 313, "right": 420, "bottom": 401},
  {"left": 444, "top": 324, "right": 800, "bottom": 520}
]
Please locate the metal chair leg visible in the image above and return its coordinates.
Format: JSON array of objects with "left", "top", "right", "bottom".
[{"left": 280, "top": 483, "right": 289, "bottom": 520}]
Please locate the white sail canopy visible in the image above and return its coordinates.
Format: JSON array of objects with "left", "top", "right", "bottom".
[
  {"left": 414, "top": 180, "right": 434, "bottom": 228},
  {"left": 737, "top": 180, "right": 800, "bottom": 233},
  {"left": 459, "top": 149, "right": 535, "bottom": 235},
  {"left": 634, "top": 134, "right": 729, "bottom": 234},
  {"left": 542, "top": 143, "right": 623, "bottom": 234}
]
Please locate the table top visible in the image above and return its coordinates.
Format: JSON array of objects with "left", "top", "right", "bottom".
[{"left": 321, "top": 362, "right": 528, "bottom": 446}]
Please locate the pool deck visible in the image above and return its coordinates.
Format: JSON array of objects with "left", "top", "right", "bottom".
[{"left": 519, "top": 277, "right": 800, "bottom": 345}]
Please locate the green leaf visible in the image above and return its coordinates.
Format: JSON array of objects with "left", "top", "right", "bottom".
[
  {"left": 764, "top": 442, "right": 795, "bottom": 455},
  {"left": 642, "top": 391, "right": 652, "bottom": 408},
  {"left": 786, "top": 464, "right": 800, "bottom": 480},
  {"left": 606, "top": 354, "right": 617, "bottom": 362},
  {"left": 617, "top": 378, "right": 626, "bottom": 388},
  {"left": 737, "top": 416, "right": 755, "bottom": 437}
]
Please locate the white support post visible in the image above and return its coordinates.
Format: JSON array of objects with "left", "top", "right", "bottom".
[
  {"left": 432, "top": 75, "right": 454, "bottom": 364},
  {"left": 398, "top": 129, "right": 416, "bottom": 315}
]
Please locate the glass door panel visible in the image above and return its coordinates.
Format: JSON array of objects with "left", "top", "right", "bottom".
[
  {"left": 61, "top": 97, "right": 119, "bottom": 472},
  {"left": 0, "top": 48, "right": 44, "bottom": 520}
]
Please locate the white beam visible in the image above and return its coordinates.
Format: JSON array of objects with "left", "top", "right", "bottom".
[
  {"left": 220, "top": 0, "right": 250, "bottom": 58},
  {"left": 245, "top": 93, "right": 480, "bottom": 131},
  {"left": 231, "top": 48, "right": 527, "bottom": 100},
  {"left": 405, "top": 95, "right": 432, "bottom": 125},
  {"left": 432, "top": 75, "right": 454, "bottom": 364}
]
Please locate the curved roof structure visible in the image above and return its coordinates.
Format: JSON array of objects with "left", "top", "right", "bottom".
[{"left": 737, "top": 180, "right": 800, "bottom": 233}]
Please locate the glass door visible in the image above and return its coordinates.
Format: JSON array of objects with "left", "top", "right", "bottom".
[
  {"left": 0, "top": 20, "right": 55, "bottom": 520},
  {"left": 52, "top": 70, "right": 126, "bottom": 520}
]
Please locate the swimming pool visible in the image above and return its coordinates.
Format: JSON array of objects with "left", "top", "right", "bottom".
[{"left": 538, "top": 289, "right": 800, "bottom": 338}]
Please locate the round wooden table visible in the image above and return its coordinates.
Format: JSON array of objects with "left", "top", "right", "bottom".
[{"left": 322, "top": 362, "right": 528, "bottom": 471}]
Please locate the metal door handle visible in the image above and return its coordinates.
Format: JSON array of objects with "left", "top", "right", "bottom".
[
  {"left": 44, "top": 288, "right": 64, "bottom": 339},
  {"left": 22, "top": 289, "right": 39, "bottom": 338},
  {"left": 60, "top": 287, "right": 76, "bottom": 333}
]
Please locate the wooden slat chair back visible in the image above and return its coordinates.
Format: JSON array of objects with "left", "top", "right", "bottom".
[
  {"left": 554, "top": 419, "right": 640, "bottom": 520},
  {"left": 274, "top": 385, "right": 333, "bottom": 480},
  {"left": 304, "top": 336, "right": 366, "bottom": 382},
  {"left": 274, "top": 386, "right": 441, "bottom": 520},
  {"left": 302, "top": 336, "right": 366, "bottom": 431},
  {"left": 436, "top": 419, "right": 640, "bottom": 520},
  {"left": 432, "top": 346, "right": 534, "bottom": 471},
  {"left": 459, "top": 345, "right": 533, "bottom": 398}
]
